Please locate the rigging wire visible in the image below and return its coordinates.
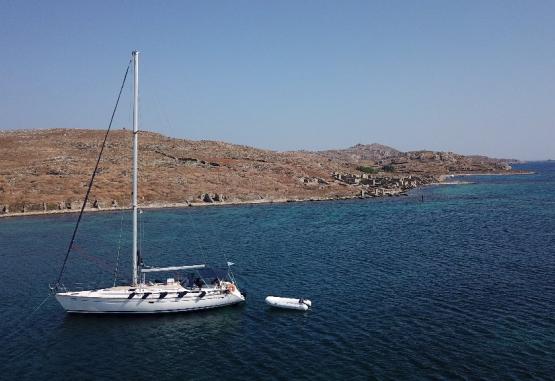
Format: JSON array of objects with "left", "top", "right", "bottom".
[
  {"left": 212, "top": 156, "right": 240, "bottom": 285},
  {"left": 112, "top": 213, "right": 125, "bottom": 286},
  {"left": 2, "top": 292, "right": 62, "bottom": 364},
  {"left": 2, "top": 293, "right": 52, "bottom": 346},
  {"left": 149, "top": 90, "right": 207, "bottom": 272},
  {"left": 139, "top": 208, "right": 144, "bottom": 282},
  {"left": 53, "top": 59, "right": 132, "bottom": 289},
  {"left": 72, "top": 244, "right": 120, "bottom": 275}
]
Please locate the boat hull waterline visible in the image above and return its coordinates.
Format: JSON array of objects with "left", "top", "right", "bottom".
[{"left": 56, "top": 286, "right": 245, "bottom": 314}]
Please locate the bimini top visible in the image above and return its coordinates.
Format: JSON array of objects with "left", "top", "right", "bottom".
[
  {"left": 140, "top": 264, "right": 206, "bottom": 273},
  {"left": 140, "top": 265, "right": 231, "bottom": 282}
]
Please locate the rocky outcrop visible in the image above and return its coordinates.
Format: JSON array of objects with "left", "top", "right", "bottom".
[
  {"left": 199, "top": 193, "right": 226, "bottom": 203},
  {"left": 315, "top": 143, "right": 401, "bottom": 163},
  {"left": 314, "top": 145, "right": 514, "bottom": 176},
  {"left": 333, "top": 172, "right": 436, "bottom": 196},
  {"left": 201, "top": 193, "right": 214, "bottom": 203}
]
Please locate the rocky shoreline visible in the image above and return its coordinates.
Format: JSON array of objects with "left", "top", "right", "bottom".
[
  {"left": 0, "top": 170, "right": 533, "bottom": 219},
  {"left": 0, "top": 129, "right": 529, "bottom": 219},
  {"left": 0, "top": 193, "right": 402, "bottom": 219},
  {"left": 0, "top": 196, "right": 349, "bottom": 219}
]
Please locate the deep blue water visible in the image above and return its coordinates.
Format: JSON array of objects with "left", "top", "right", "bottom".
[{"left": 1, "top": 162, "right": 554, "bottom": 380}]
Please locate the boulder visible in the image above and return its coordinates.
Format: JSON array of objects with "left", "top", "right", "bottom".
[{"left": 213, "top": 193, "right": 225, "bottom": 202}]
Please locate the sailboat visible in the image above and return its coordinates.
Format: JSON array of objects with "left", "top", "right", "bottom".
[{"left": 53, "top": 51, "right": 245, "bottom": 314}]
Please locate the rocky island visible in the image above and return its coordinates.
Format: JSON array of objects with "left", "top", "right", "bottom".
[{"left": 0, "top": 129, "right": 523, "bottom": 217}]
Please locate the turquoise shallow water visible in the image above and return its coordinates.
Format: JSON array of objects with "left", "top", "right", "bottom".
[{"left": 1, "top": 162, "right": 554, "bottom": 380}]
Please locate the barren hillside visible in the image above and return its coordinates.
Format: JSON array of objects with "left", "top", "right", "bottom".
[
  {"left": 0, "top": 129, "right": 517, "bottom": 215},
  {"left": 311, "top": 143, "right": 401, "bottom": 163}
]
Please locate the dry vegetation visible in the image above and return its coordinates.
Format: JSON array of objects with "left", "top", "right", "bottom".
[
  {"left": 0, "top": 129, "right": 356, "bottom": 212},
  {"left": 0, "top": 129, "right": 516, "bottom": 215}
]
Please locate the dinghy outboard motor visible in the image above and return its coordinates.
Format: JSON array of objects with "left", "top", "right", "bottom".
[{"left": 299, "top": 298, "right": 312, "bottom": 308}]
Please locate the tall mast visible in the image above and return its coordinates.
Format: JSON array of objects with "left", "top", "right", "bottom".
[{"left": 132, "top": 50, "right": 139, "bottom": 286}]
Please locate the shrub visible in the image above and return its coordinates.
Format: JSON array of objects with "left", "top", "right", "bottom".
[
  {"left": 382, "top": 164, "right": 395, "bottom": 172},
  {"left": 356, "top": 166, "right": 378, "bottom": 174}
]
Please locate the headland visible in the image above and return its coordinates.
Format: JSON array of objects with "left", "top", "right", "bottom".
[{"left": 0, "top": 129, "right": 529, "bottom": 218}]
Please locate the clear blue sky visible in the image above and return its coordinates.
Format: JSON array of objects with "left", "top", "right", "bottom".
[{"left": 1, "top": 1, "right": 553, "bottom": 160}]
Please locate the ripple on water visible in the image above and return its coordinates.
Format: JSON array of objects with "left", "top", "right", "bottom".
[{"left": 0, "top": 163, "right": 554, "bottom": 380}]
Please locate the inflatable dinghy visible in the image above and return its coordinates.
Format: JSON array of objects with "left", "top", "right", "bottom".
[{"left": 265, "top": 296, "right": 312, "bottom": 311}]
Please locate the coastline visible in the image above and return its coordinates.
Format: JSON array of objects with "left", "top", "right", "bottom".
[
  {"left": 0, "top": 195, "right": 364, "bottom": 219},
  {"left": 440, "top": 171, "right": 535, "bottom": 179},
  {"left": 0, "top": 195, "right": 360, "bottom": 219},
  {"left": 0, "top": 170, "right": 535, "bottom": 220}
]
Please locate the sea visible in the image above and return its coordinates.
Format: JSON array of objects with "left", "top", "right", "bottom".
[{"left": 0, "top": 162, "right": 553, "bottom": 380}]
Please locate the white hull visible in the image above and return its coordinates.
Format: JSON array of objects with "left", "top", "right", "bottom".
[
  {"left": 265, "top": 296, "right": 311, "bottom": 311},
  {"left": 56, "top": 284, "right": 245, "bottom": 314}
]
